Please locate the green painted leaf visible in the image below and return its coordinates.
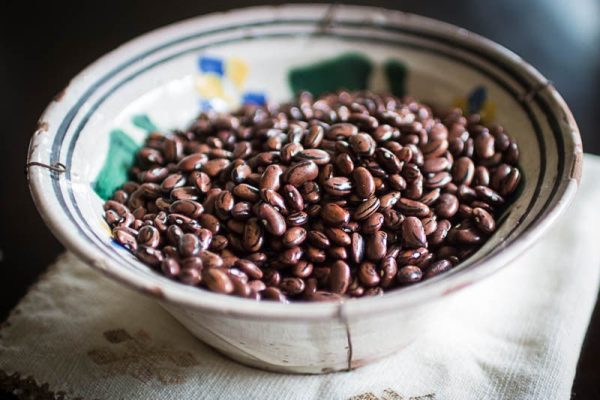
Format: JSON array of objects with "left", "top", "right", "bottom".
[
  {"left": 384, "top": 59, "right": 408, "bottom": 97},
  {"left": 93, "top": 129, "right": 140, "bottom": 200},
  {"left": 288, "top": 53, "right": 373, "bottom": 97},
  {"left": 132, "top": 114, "right": 158, "bottom": 132}
]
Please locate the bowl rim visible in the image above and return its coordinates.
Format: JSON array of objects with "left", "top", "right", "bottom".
[{"left": 27, "top": 4, "right": 583, "bottom": 321}]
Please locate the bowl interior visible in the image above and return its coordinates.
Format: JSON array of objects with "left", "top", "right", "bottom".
[{"left": 30, "top": 5, "right": 581, "bottom": 318}]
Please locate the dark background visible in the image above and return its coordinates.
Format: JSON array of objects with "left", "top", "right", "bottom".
[{"left": 1, "top": 0, "right": 598, "bottom": 398}]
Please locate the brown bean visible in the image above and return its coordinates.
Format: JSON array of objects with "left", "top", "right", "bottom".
[
  {"left": 259, "top": 165, "right": 283, "bottom": 191},
  {"left": 397, "top": 198, "right": 430, "bottom": 217},
  {"left": 286, "top": 211, "right": 308, "bottom": 227},
  {"left": 452, "top": 157, "right": 474, "bottom": 185},
  {"left": 388, "top": 174, "right": 407, "bottom": 191},
  {"left": 323, "top": 177, "right": 353, "bottom": 196},
  {"left": 475, "top": 186, "right": 505, "bottom": 205},
  {"left": 349, "top": 232, "right": 365, "bottom": 264},
  {"left": 114, "top": 228, "right": 137, "bottom": 251},
  {"left": 321, "top": 203, "right": 350, "bottom": 226},
  {"left": 177, "top": 154, "right": 205, "bottom": 172},
  {"left": 161, "top": 258, "right": 181, "bottom": 278},
  {"left": 327, "top": 123, "right": 358, "bottom": 140},
  {"left": 198, "top": 213, "right": 220, "bottom": 234},
  {"left": 335, "top": 153, "right": 355, "bottom": 175},
  {"left": 308, "top": 230, "right": 330, "bottom": 249},
  {"left": 379, "top": 191, "right": 401, "bottom": 210},
  {"left": 308, "top": 291, "right": 343, "bottom": 302},
  {"left": 138, "top": 225, "right": 160, "bottom": 248},
  {"left": 260, "top": 189, "right": 288, "bottom": 215},
  {"left": 243, "top": 218, "right": 264, "bottom": 252},
  {"left": 366, "top": 231, "right": 387, "bottom": 261},
  {"left": 301, "top": 181, "right": 321, "bottom": 204},
  {"left": 181, "top": 256, "right": 203, "bottom": 271},
  {"left": 203, "top": 268, "right": 234, "bottom": 294},
  {"left": 257, "top": 203, "right": 286, "bottom": 236},
  {"left": 423, "top": 157, "right": 450, "bottom": 173},
  {"left": 324, "top": 227, "right": 351, "bottom": 246},
  {"left": 214, "top": 190, "right": 234, "bottom": 219},
  {"left": 425, "top": 172, "right": 452, "bottom": 189},
  {"left": 357, "top": 261, "right": 380, "bottom": 287},
  {"left": 348, "top": 133, "right": 376, "bottom": 156},
  {"left": 295, "top": 149, "right": 331, "bottom": 165},
  {"left": 329, "top": 260, "right": 351, "bottom": 294},
  {"left": 422, "top": 139, "right": 448, "bottom": 158},
  {"left": 450, "top": 223, "right": 482, "bottom": 245},
  {"left": 279, "top": 246, "right": 303, "bottom": 266},
  {"left": 179, "top": 233, "right": 200, "bottom": 258},
  {"left": 422, "top": 217, "right": 438, "bottom": 236},
  {"left": 136, "top": 246, "right": 163, "bottom": 267},
  {"left": 499, "top": 168, "right": 521, "bottom": 197},
  {"left": 284, "top": 161, "right": 319, "bottom": 187},
  {"left": 282, "top": 227, "right": 307, "bottom": 247},
  {"left": 306, "top": 246, "right": 327, "bottom": 263},
  {"left": 280, "top": 277, "right": 306, "bottom": 296},
  {"left": 292, "top": 260, "right": 313, "bottom": 278},
  {"left": 475, "top": 131, "right": 495, "bottom": 159},
  {"left": 362, "top": 212, "right": 384, "bottom": 234},
  {"left": 199, "top": 251, "right": 224, "bottom": 269},
  {"left": 380, "top": 257, "right": 398, "bottom": 288},
  {"left": 281, "top": 184, "right": 305, "bottom": 212},
  {"left": 169, "top": 200, "right": 203, "bottom": 218},
  {"left": 381, "top": 208, "right": 404, "bottom": 230},
  {"left": 248, "top": 279, "right": 267, "bottom": 294},
  {"left": 474, "top": 166, "right": 490, "bottom": 186},
  {"left": 504, "top": 140, "right": 519, "bottom": 165},
  {"left": 401, "top": 217, "right": 427, "bottom": 248},
  {"left": 179, "top": 268, "right": 202, "bottom": 285},
  {"left": 436, "top": 193, "right": 459, "bottom": 219},
  {"left": 376, "top": 148, "right": 403, "bottom": 174},
  {"left": 419, "top": 188, "right": 441, "bottom": 206},
  {"left": 161, "top": 173, "right": 186, "bottom": 192},
  {"left": 397, "top": 265, "right": 423, "bottom": 284},
  {"left": 424, "top": 259, "right": 453, "bottom": 278},
  {"left": 472, "top": 207, "right": 496, "bottom": 234},
  {"left": 190, "top": 171, "right": 212, "bottom": 193},
  {"left": 234, "top": 259, "right": 263, "bottom": 280},
  {"left": 352, "top": 167, "right": 375, "bottom": 199},
  {"left": 353, "top": 196, "right": 381, "bottom": 221},
  {"left": 373, "top": 124, "right": 395, "bottom": 142},
  {"left": 428, "top": 219, "right": 451, "bottom": 246},
  {"left": 303, "top": 125, "right": 324, "bottom": 148},
  {"left": 202, "top": 159, "right": 231, "bottom": 177},
  {"left": 171, "top": 186, "right": 199, "bottom": 201},
  {"left": 230, "top": 277, "right": 252, "bottom": 298},
  {"left": 397, "top": 247, "right": 429, "bottom": 266}
]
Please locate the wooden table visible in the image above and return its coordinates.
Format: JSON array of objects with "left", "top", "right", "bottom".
[{"left": 1, "top": 1, "right": 598, "bottom": 398}]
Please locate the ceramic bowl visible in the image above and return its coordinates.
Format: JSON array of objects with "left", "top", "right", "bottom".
[{"left": 27, "top": 4, "right": 582, "bottom": 374}]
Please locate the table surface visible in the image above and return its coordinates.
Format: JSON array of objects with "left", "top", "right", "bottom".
[{"left": 1, "top": 1, "right": 599, "bottom": 398}]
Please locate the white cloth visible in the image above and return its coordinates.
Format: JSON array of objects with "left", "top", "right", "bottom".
[{"left": 1, "top": 155, "right": 600, "bottom": 400}]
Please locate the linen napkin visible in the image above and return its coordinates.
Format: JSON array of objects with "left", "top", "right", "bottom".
[{"left": 1, "top": 155, "right": 599, "bottom": 400}]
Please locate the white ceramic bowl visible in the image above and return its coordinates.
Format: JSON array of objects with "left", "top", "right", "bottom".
[{"left": 27, "top": 4, "right": 582, "bottom": 374}]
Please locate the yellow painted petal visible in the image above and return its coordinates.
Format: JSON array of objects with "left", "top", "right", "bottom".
[
  {"left": 453, "top": 97, "right": 467, "bottom": 114},
  {"left": 481, "top": 101, "right": 496, "bottom": 122},
  {"left": 226, "top": 58, "right": 249, "bottom": 89},
  {"left": 100, "top": 220, "right": 113, "bottom": 237},
  {"left": 195, "top": 74, "right": 225, "bottom": 98}
]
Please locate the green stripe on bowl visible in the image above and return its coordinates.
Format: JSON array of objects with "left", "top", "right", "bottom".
[{"left": 93, "top": 129, "right": 139, "bottom": 200}]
